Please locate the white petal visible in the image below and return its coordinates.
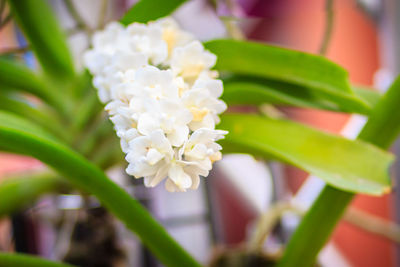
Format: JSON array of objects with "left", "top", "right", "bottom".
[
  {"left": 127, "top": 136, "right": 151, "bottom": 159},
  {"left": 149, "top": 130, "right": 174, "bottom": 157},
  {"left": 146, "top": 148, "right": 164, "bottom": 165},
  {"left": 189, "top": 174, "right": 200, "bottom": 190},
  {"left": 186, "top": 144, "right": 208, "bottom": 159},
  {"left": 165, "top": 178, "right": 178, "bottom": 192},
  {"left": 126, "top": 159, "right": 158, "bottom": 178},
  {"left": 149, "top": 163, "right": 169, "bottom": 187},
  {"left": 137, "top": 113, "right": 159, "bottom": 135},
  {"left": 168, "top": 164, "right": 192, "bottom": 190},
  {"left": 168, "top": 125, "right": 189, "bottom": 147}
]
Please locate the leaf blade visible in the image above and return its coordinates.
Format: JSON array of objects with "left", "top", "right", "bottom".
[
  {"left": 205, "top": 39, "right": 372, "bottom": 113},
  {"left": 219, "top": 113, "right": 393, "bottom": 195},
  {"left": 120, "top": 0, "right": 188, "bottom": 24},
  {"left": 222, "top": 77, "right": 373, "bottom": 114}
]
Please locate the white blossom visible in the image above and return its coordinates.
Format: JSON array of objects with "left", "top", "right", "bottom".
[
  {"left": 84, "top": 17, "right": 228, "bottom": 192},
  {"left": 171, "top": 41, "right": 217, "bottom": 82}
]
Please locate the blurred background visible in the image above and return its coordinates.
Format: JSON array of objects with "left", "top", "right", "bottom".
[{"left": 0, "top": 0, "right": 399, "bottom": 266}]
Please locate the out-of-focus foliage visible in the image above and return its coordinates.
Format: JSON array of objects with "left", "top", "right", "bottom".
[{"left": 1, "top": 0, "right": 399, "bottom": 266}]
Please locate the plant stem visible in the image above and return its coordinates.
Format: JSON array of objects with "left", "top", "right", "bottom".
[
  {"left": 278, "top": 75, "right": 400, "bottom": 267},
  {"left": 319, "top": 0, "right": 334, "bottom": 55},
  {"left": 97, "top": 0, "right": 108, "bottom": 29},
  {"left": 344, "top": 207, "right": 400, "bottom": 243},
  {"left": 0, "top": 46, "right": 30, "bottom": 54},
  {"left": 62, "top": 0, "right": 90, "bottom": 33},
  {"left": 278, "top": 188, "right": 353, "bottom": 267}
]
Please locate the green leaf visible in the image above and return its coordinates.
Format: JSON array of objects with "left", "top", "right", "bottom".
[
  {"left": 222, "top": 78, "right": 338, "bottom": 111},
  {"left": 358, "top": 75, "right": 400, "bottom": 150},
  {"left": 0, "top": 111, "right": 201, "bottom": 267},
  {"left": 0, "top": 58, "right": 47, "bottom": 99},
  {"left": 219, "top": 113, "right": 393, "bottom": 195},
  {"left": 205, "top": 39, "right": 370, "bottom": 113},
  {"left": 0, "top": 111, "right": 58, "bottom": 142},
  {"left": 7, "top": 0, "right": 75, "bottom": 78},
  {"left": 120, "top": 0, "right": 188, "bottom": 24},
  {"left": 277, "top": 76, "right": 400, "bottom": 267},
  {"left": 353, "top": 86, "right": 381, "bottom": 111},
  {"left": 0, "top": 253, "right": 74, "bottom": 267},
  {"left": 0, "top": 58, "right": 68, "bottom": 113},
  {"left": 222, "top": 77, "right": 372, "bottom": 114},
  {"left": 0, "top": 92, "right": 68, "bottom": 141},
  {"left": 0, "top": 172, "right": 63, "bottom": 218}
]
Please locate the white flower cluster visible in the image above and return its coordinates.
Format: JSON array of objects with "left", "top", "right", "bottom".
[{"left": 84, "top": 18, "right": 228, "bottom": 192}]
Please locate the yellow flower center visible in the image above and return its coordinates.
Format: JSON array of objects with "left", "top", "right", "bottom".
[
  {"left": 163, "top": 28, "right": 177, "bottom": 55},
  {"left": 209, "top": 152, "right": 222, "bottom": 163},
  {"left": 189, "top": 107, "right": 208, "bottom": 121}
]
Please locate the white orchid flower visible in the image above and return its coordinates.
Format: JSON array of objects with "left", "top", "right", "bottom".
[{"left": 84, "top": 17, "right": 228, "bottom": 192}]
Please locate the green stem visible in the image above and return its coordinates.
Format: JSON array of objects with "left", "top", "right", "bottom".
[
  {"left": 0, "top": 253, "right": 74, "bottom": 267},
  {"left": 278, "top": 75, "right": 400, "bottom": 267}
]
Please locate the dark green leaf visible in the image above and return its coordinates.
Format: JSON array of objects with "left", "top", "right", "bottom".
[
  {"left": 0, "top": 111, "right": 200, "bottom": 267},
  {"left": 219, "top": 113, "right": 393, "bottom": 195},
  {"left": 120, "top": 0, "right": 188, "bottom": 24}
]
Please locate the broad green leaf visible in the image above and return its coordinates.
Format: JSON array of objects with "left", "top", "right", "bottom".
[
  {"left": 0, "top": 173, "right": 62, "bottom": 218},
  {"left": 219, "top": 113, "right": 393, "bottom": 195},
  {"left": 120, "top": 0, "right": 188, "bottom": 24},
  {"left": 0, "top": 253, "right": 74, "bottom": 267},
  {"left": 205, "top": 39, "right": 370, "bottom": 112},
  {"left": 7, "top": 0, "right": 75, "bottom": 79},
  {"left": 0, "top": 111, "right": 200, "bottom": 267}
]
